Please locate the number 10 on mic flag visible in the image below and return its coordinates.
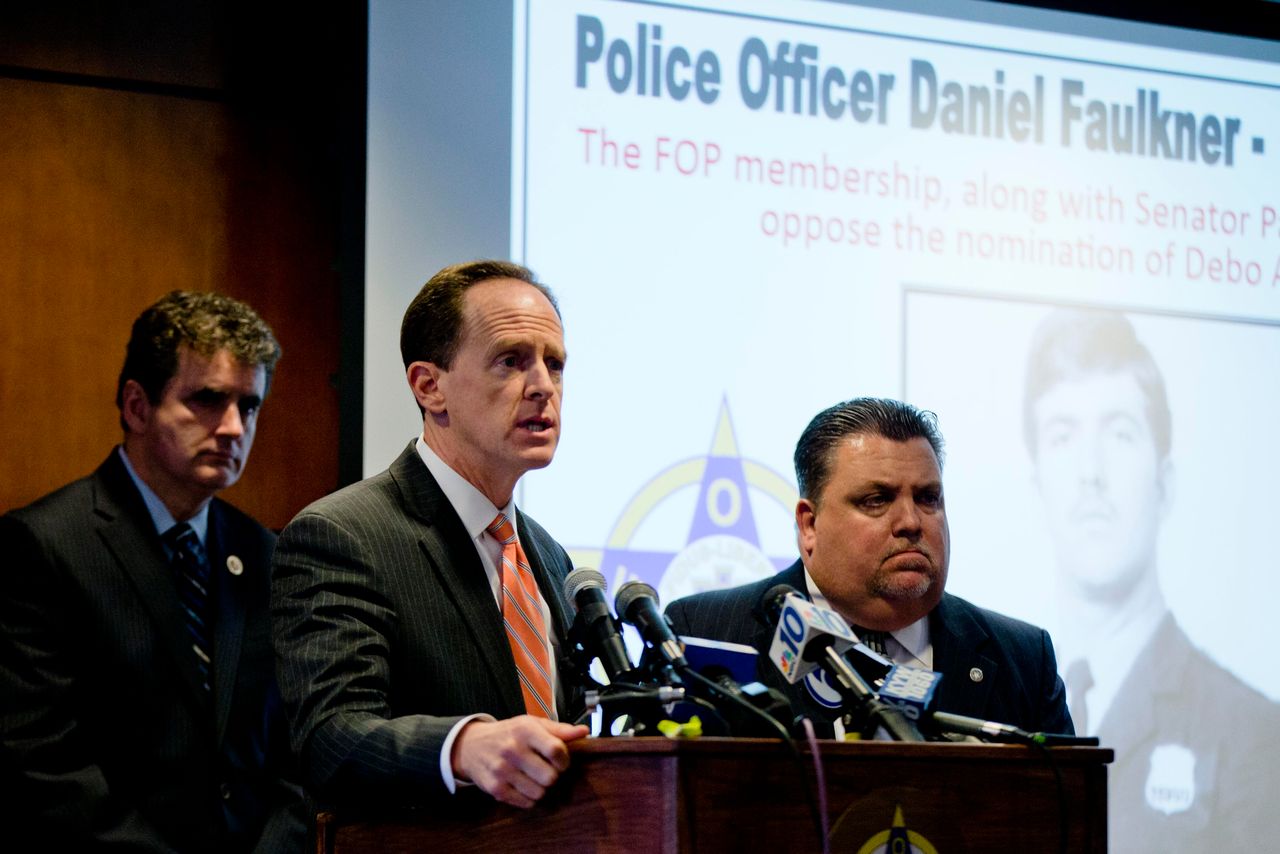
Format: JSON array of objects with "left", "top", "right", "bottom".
[{"left": 768, "top": 593, "right": 857, "bottom": 683}]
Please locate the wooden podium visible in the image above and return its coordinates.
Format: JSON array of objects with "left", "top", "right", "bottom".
[{"left": 317, "top": 737, "right": 1111, "bottom": 853}]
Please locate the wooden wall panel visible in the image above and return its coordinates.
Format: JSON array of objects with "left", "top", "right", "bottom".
[
  {"left": 0, "top": 1, "right": 221, "bottom": 88},
  {"left": 0, "top": 80, "right": 230, "bottom": 507},
  {"left": 219, "top": 111, "right": 344, "bottom": 528},
  {"left": 0, "top": 3, "right": 350, "bottom": 530}
]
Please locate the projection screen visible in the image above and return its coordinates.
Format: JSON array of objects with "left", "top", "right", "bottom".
[{"left": 367, "top": 2, "right": 1280, "bottom": 847}]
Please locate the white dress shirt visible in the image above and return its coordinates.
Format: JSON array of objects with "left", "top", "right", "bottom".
[{"left": 414, "top": 437, "right": 559, "bottom": 791}]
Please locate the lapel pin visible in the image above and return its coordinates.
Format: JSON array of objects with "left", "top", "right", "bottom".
[
  {"left": 226, "top": 555, "right": 244, "bottom": 576},
  {"left": 969, "top": 667, "right": 984, "bottom": 683}
]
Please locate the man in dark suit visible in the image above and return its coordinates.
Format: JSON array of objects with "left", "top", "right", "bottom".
[
  {"left": 272, "top": 260, "right": 589, "bottom": 812},
  {"left": 666, "top": 397, "right": 1072, "bottom": 737},
  {"left": 0, "top": 292, "right": 306, "bottom": 852}
]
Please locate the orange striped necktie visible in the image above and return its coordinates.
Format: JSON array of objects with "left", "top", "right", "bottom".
[{"left": 487, "top": 512, "right": 555, "bottom": 719}]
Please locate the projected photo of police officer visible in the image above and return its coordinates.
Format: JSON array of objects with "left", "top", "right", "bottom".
[{"left": 1023, "top": 307, "right": 1280, "bottom": 852}]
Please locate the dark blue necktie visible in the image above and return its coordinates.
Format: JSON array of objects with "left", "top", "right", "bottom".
[{"left": 163, "top": 523, "right": 212, "bottom": 693}]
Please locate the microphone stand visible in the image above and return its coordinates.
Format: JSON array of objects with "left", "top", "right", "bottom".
[{"left": 818, "top": 646, "right": 924, "bottom": 742}]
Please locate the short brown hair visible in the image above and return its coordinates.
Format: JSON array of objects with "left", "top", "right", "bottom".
[
  {"left": 1023, "top": 309, "right": 1171, "bottom": 460},
  {"left": 116, "top": 291, "right": 281, "bottom": 430},
  {"left": 399, "top": 260, "right": 559, "bottom": 370}
]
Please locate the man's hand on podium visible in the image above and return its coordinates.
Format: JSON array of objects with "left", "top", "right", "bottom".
[{"left": 452, "top": 717, "right": 590, "bottom": 808}]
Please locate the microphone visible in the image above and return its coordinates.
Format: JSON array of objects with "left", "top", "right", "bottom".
[
  {"left": 759, "top": 585, "right": 856, "bottom": 683},
  {"left": 875, "top": 664, "right": 1097, "bottom": 746},
  {"left": 844, "top": 642, "right": 894, "bottom": 685},
  {"left": 617, "top": 584, "right": 788, "bottom": 737},
  {"left": 758, "top": 584, "right": 924, "bottom": 742},
  {"left": 678, "top": 636, "right": 793, "bottom": 737},
  {"left": 563, "top": 568, "right": 636, "bottom": 682},
  {"left": 614, "top": 580, "right": 688, "bottom": 669},
  {"left": 756, "top": 585, "right": 889, "bottom": 689},
  {"left": 874, "top": 664, "right": 945, "bottom": 725}
]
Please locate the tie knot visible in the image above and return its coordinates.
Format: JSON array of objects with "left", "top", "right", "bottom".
[
  {"left": 164, "top": 522, "right": 198, "bottom": 550},
  {"left": 164, "top": 523, "right": 206, "bottom": 565},
  {"left": 487, "top": 513, "right": 516, "bottom": 545},
  {"left": 856, "top": 628, "right": 889, "bottom": 656}
]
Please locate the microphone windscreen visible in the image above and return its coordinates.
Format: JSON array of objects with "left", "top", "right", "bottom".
[
  {"left": 614, "top": 579, "right": 660, "bottom": 617},
  {"left": 756, "top": 583, "right": 803, "bottom": 625},
  {"left": 564, "top": 567, "right": 607, "bottom": 605}
]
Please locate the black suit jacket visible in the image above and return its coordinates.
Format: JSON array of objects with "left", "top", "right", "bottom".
[
  {"left": 0, "top": 451, "right": 305, "bottom": 852},
  {"left": 271, "top": 443, "right": 582, "bottom": 808},
  {"left": 665, "top": 561, "right": 1073, "bottom": 735}
]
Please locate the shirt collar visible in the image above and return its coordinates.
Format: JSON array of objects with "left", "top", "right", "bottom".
[
  {"left": 116, "top": 446, "right": 209, "bottom": 545},
  {"left": 415, "top": 436, "right": 517, "bottom": 541},
  {"left": 891, "top": 615, "right": 930, "bottom": 667}
]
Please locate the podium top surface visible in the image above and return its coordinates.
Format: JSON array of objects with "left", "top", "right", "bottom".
[{"left": 572, "top": 735, "right": 1113, "bottom": 765}]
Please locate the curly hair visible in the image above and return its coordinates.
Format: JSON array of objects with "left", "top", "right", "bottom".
[{"left": 115, "top": 291, "right": 281, "bottom": 428}]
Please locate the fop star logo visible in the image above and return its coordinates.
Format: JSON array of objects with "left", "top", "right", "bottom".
[
  {"left": 854, "top": 806, "right": 938, "bottom": 854},
  {"left": 569, "top": 399, "right": 795, "bottom": 603}
]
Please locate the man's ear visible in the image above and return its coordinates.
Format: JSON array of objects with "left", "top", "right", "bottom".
[
  {"left": 795, "top": 498, "right": 818, "bottom": 561},
  {"left": 120, "top": 379, "right": 152, "bottom": 434},
  {"left": 407, "top": 361, "right": 447, "bottom": 414}
]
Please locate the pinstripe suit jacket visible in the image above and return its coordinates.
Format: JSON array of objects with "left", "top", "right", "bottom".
[
  {"left": 0, "top": 451, "right": 306, "bottom": 852},
  {"left": 665, "top": 561, "right": 1073, "bottom": 735},
  {"left": 271, "top": 443, "right": 581, "bottom": 807}
]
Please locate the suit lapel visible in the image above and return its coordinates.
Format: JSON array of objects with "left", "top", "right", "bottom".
[
  {"left": 93, "top": 454, "right": 210, "bottom": 709},
  {"left": 389, "top": 444, "right": 525, "bottom": 717},
  {"left": 930, "top": 595, "right": 998, "bottom": 718},
  {"left": 208, "top": 502, "right": 248, "bottom": 744},
  {"left": 1097, "top": 613, "right": 1178, "bottom": 754}
]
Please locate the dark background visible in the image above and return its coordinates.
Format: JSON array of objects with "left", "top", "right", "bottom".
[{"left": 0, "top": 1, "right": 365, "bottom": 527}]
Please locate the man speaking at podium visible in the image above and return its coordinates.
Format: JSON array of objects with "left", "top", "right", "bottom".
[
  {"left": 273, "top": 261, "right": 588, "bottom": 812},
  {"left": 666, "top": 397, "right": 1073, "bottom": 736}
]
